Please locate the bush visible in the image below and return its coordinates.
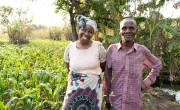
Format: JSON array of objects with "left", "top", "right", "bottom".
[
  {"left": 8, "top": 21, "right": 31, "bottom": 44},
  {"left": 31, "top": 28, "right": 49, "bottom": 39},
  {"left": 48, "top": 27, "right": 61, "bottom": 40}
]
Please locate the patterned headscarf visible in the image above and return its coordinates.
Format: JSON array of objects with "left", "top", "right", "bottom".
[{"left": 77, "top": 15, "right": 98, "bottom": 32}]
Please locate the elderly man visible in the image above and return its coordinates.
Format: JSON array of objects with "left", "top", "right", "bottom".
[{"left": 104, "top": 17, "right": 162, "bottom": 110}]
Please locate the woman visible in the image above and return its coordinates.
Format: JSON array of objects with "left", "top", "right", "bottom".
[{"left": 62, "top": 15, "right": 106, "bottom": 110}]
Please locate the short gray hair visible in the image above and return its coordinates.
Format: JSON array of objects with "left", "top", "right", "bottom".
[{"left": 120, "top": 17, "right": 137, "bottom": 29}]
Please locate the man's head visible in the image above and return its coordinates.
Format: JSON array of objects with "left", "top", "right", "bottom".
[{"left": 119, "top": 17, "right": 137, "bottom": 42}]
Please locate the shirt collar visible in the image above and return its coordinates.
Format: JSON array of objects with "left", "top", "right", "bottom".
[
  {"left": 117, "top": 42, "right": 137, "bottom": 51},
  {"left": 117, "top": 42, "right": 122, "bottom": 50}
]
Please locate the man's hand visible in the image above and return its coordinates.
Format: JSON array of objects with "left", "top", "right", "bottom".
[
  {"left": 105, "top": 103, "right": 111, "bottom": 110},
  {"left": 141, "top": 80, "right": 147, "bottom": 90}
]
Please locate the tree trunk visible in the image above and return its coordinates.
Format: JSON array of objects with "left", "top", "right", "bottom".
[{"left": 69, "top": 0, "right": 78, "bottom": 41}]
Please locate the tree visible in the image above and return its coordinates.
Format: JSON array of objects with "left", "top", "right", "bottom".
[
  {"left": 0, "top": 6, "right": 13, "bottom": 27},
  {"left": 0, "top": 6, "right": 32, "bottom": 44},
  {"left": 55, "top": 0, "right": 83, "bottom": 41},
  {"left": 134, "top": 0, "right": 180, "bottom": 85},
  {"left": 55, "top": 0, "right": 129, "bottom": 41}
]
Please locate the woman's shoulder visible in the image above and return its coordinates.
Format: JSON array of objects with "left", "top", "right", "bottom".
[
  {"left": 67, "top": 41, "right": 76, "bottom": 47},
  {"left": 93, "top": 40, "right": 101, "bottom": 44},
  {"left": 92, "top": 40, "right": 103, "bottom": 46}
]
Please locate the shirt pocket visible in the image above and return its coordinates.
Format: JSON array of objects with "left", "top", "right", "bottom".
[
  {"left": 111, "top": 55, "right": 125, "bottom": 73},
  {"left": 129, "top": 56, "right": 144, "bottom": 79}
]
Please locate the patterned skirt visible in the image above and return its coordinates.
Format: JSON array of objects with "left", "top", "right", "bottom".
[{"left": 62, "top": 71, "right": 102, "bottom": 110}]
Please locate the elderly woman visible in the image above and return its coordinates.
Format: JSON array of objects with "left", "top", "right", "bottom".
[{"left": 62, "top": 15, "right": 106, "bottom": 110}]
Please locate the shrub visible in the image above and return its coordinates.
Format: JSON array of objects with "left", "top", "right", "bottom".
[
  {"left": 48, "top": 27, "right": 61, "bottom": 40},
  {"left": 31, "top": 28, "right": 49, "bottom": 39},
  {"left": 8, "top": 21, "right": 31, "bottom": 44}
]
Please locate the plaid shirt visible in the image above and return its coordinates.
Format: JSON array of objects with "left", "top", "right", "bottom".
[{"left": 104, "top": 43, "right": 162, "bottom": 110}]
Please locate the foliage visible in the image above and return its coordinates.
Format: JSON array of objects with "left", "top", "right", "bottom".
[
  {"left": 31, "top": 28, "right": 49, "bottom": 39},
  {"left": 0, "top": 6, "right": 32, "bottom": 44},
  {"left": 7, "top": 21, "right": 30, "bottom": 44},
  {"left": 0, "top": 6, "right": 13, "bottom": 27},
  {"left": 159, "top": 24, "right": 180, "bottom": 50},
  {"left": 103, "top": 34, "right": 120, "bottom": 48},
  {"left": 55, "top": 0, "right": 128, "bottom": 41},
  {"left": 173, "top": 1, "right": 180, "bottom": 9},
  {"left": 61, "top": 24, "right": 73, "bottom": 41},
  {"left": 48, "top": 27, "right": 62, "bottom": 40},
  {"left": 134, "top": 16, "right": 180, "bottom": 84},
  {"left": 0, "top": 40, "right": 69, "bottom": 109},
  {"left": 55, "top": 0, "right": 79, "bottom": 41}
]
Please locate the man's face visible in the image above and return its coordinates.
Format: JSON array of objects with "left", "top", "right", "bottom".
[{"left": 119, "top": 19, "right": 137, "bottom": 42}]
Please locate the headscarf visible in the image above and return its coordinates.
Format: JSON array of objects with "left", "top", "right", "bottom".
[{"left": 77, "top": 15, "right": 98, "bottom": 32}]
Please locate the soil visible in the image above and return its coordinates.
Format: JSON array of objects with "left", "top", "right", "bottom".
[{"left": 142, "top": 87, "right": 180, "bottom": 110}]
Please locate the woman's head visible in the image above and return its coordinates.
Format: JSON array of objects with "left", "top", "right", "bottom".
[{"left": 77, "top": 15, "right": 98, "bottom": 43}]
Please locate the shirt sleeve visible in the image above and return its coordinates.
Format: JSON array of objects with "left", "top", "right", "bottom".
[
  {"left": 98, "top": 43, "right": 106, "bottom": 63},
  {"left": 104, "top": 45, "right": 113, "bottom": 103},
  {"left": 143, "top": 47, "right": 163, "bottom": 87},
  {"left": 64, "top": 43, "right": 71, "bottom": 63},
  {"left": 106, "top": 45, "right": 112, "bottom": 68}
]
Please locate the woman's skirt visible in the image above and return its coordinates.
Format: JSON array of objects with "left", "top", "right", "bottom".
[{"left": 62, "top": 71, "right": 102, "bottom": 110}]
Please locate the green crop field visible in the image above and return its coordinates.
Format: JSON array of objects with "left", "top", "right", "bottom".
[{"left": 0, "top": 39, "right": 69, "bottom": 110}]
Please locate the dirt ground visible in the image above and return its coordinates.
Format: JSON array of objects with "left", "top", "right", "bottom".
[{"left": 142, "top": 87, "right": 180, "bottom": 110}]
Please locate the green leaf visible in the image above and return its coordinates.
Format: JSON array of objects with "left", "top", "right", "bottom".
[
  {"left": 159, "top": 24, "right": 180, "bottom": 37},
  {"left": 6, "top": 97, "right": 18, "bottom": 107}
]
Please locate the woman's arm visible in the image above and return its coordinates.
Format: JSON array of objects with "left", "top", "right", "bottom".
[
  {"left": 65, "top": 62, "right": 70, "bottom": 73},
  {"left": 100, "top": 62, "right": 106, "bottom": 72}
]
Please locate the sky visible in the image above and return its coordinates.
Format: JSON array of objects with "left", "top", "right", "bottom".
[
  {"left": 0, "top": 0, "right": 67, "bottom": 27},
  {"left": 146, "top": 0, "right": 180, "bottom": 18},
  {"left": 0, "top": 0, "right": 179, "bottom": 27}
]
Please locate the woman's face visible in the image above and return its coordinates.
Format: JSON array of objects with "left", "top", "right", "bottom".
[{"left": 78, "top": 24, "right": 94, "bottom": 43}]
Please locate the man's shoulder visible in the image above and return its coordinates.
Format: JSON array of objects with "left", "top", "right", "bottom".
[
  {"left": 106, "top": 43, "right": 119, "bottom": 52},
  {"left": 135, "top": 43, "right": 149, "bottom": 51},
  {"left": 108, "top": 43, "right": 119, "bottom": 48}
]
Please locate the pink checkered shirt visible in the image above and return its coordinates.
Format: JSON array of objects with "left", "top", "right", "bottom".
[{"left": 104, "top": 43, "right": 162, "bottom": 110}]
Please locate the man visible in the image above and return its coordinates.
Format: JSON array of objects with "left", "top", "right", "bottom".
[{"left": 104, "top": 17, "right": 162, "bottom": 110}]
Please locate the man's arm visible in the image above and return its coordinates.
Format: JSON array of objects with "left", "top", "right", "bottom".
[
  {"left": 104, "top": 66, "right": 112, "bottom": 102},
  {"left": 142, "top": 48, "right": 163, "bottom": 88},
  {"left": 103, "top": 45, "right": 113, "bottom": 109},
  {"left": 104, "top": 65, "right": 112, "bottom": 109}
]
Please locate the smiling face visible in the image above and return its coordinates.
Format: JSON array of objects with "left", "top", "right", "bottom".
[
  {"left": 119, "top": 18, "right": 137, "bottom": 42},
  {"left": 78, "top": 24, "right": 94, "bottom": 44}
]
